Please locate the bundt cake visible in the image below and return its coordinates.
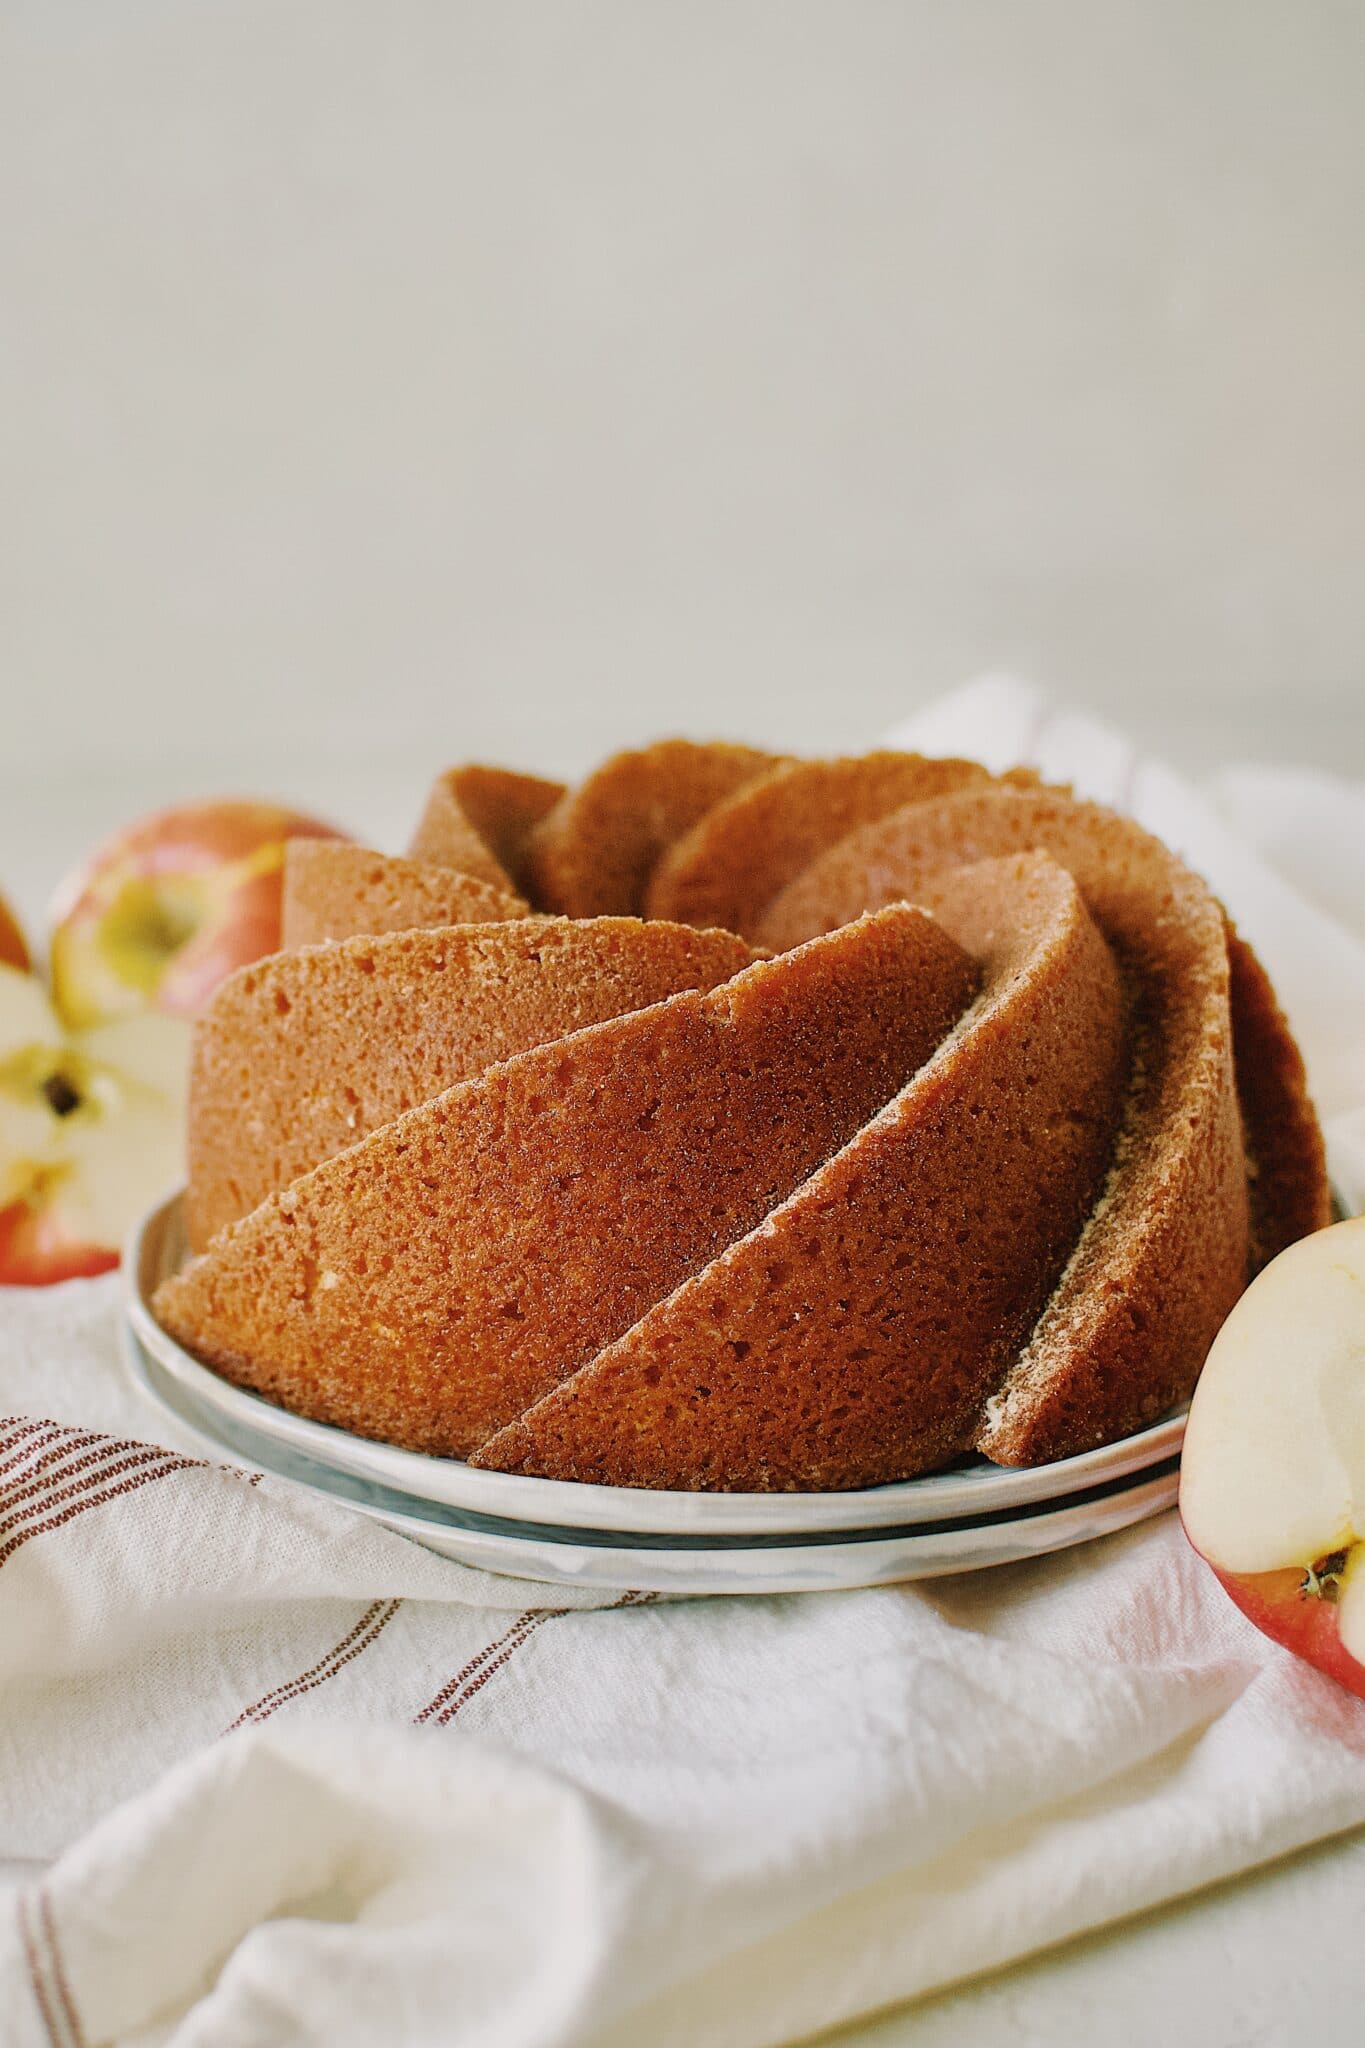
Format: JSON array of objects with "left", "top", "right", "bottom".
[{"left": 152, "top": 740, "right": 1332, "bottom": 1491}]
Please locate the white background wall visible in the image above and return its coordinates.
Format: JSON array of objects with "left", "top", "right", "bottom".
[{"left": 2, "top": 1, "right": 1362, "bottom": 921}]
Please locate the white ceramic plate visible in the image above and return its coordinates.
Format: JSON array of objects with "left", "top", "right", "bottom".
[
  {"left": 127, "top": 1191, "right": 1187, "bottom": 1538},
  {"left": 122, "top": 1317, "right": 1180, "bottom": 1594}
]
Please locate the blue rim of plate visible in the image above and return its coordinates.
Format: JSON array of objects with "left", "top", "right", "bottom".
[{"left": 127, "top": 1190, "right": 1190, "bottom": 1540}]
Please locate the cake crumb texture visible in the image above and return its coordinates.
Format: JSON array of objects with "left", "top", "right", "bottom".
[
  {"left": 281, "top": 839, "right": 529, "bottom": 948},
  {"left": 186, "top": 917, "right": 758, "bottom": 1249}
]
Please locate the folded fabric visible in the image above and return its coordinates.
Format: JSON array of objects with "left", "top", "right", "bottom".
[{"left": 2, "top": 681, "right": 1363, "bottom": 2048}]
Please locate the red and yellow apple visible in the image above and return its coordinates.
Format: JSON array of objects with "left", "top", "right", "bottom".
[
  {"left": 49, "top": 800, "right": 345, "bottom": 1028},
  {"left": 0, "top": 962, "right": 189, "bottom": 1284},
  {"left": 1180, "top": 1217, "right": 1365, "bottom": 1698}
]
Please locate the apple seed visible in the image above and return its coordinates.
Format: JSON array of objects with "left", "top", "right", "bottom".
[{"left": 1299, "top": 1549, "right": 1350, "bottom": 1603}]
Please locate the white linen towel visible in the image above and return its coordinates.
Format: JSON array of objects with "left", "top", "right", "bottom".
[{"left": 2, "top": 683, "right": 1363, "bottom": 2048}]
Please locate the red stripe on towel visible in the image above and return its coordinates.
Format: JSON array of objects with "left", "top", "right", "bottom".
[
  {"left": 413, "top": 1589, "right": 658, "bottom": 1728},
  {"left": 15, "top": 1885, "right": 84, "bottom": 2048},
  {"left": 0, "top": 1444, "right": 199, "bottom": 1540},
  {"left": 430, "top": 1611, "right": 555, "bottom": 1725},
  {"left": 39, "top": 1891, "right": 84, "bottom": 2048},
  {"left": 0, "top": 1456, "right": 199, "bottom": 1570},
  {"left": 16, "top": 1889, "right": 63, "bottom": 2048},
  {"left": 225, "top": 1599, "right": 403, "bottom": 1731},
  {"left": 413, "top": 1610, "right": 546, "bottom": 1726},
  {"left": 0, "top": 1423, "right": 108, "bottom": 1485},
  {"left": 0, "top": 1442, "right": 178, "bottom": 1528},
  {"left": 0, "top": 1420, "right": 70, "bottom": 1477}
]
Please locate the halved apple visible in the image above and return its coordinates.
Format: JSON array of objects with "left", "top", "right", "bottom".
[
  {"left": 49, "top": 800, "right": 346, "bottom": 1028},
  {"left": 1180, "top": 1217, "right": 1365, "bottom": 1697},
  {"left": 0, "top": 963, "right": 188, "bottom": 1284}
]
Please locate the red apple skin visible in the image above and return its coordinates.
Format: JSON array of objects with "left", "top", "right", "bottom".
[
  {"left": 149, "top": 844, "right": 308, "bottom": 1016},
  {"left": 1192, "top": 1550, "right": 1365, "bottom": 1701},
  {"left": 0, "top": 895, "right": 29, "bottom": 974},
  {"left": 49, "top": 801, "right": 347, "bottom": 1026},
  {"left": 0, "top": 1196, "right": 119, "bottom": 1286}
]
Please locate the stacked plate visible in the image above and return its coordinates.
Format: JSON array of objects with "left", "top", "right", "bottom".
[{"left": 124, "top": 1193, "right": 1184, "bottom": 1596}]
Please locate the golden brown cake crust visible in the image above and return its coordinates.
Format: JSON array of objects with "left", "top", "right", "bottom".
[
  {"left": 523, "top": 740, "right": 783, "bottom": 917},
  {"left": 408, "top": 765, "right": 565, "bottom": 886},
  {"left": 434, "top": 765, "right": 566, "bottom": 891},
  {"left": 156, "top": 907, "right": 979, "bottom": 1457},
  {"left": 758, "top": 786, "right": 1258, "bottom": 1465},
  {"left": 280, "top": 840, "right": 529, "bottom": 949},
  {"left": 185, "top": 917, "right": 757, "bottom": 1251},
  {"left": 1224, "top": 922, "right": 1333, "bottom": 1264},
  {"left": 475, "top": 854, "right": 1125, "bottom": 1489},
  {"left": 644, "top": 751, "right": 994, "bottom": 937}
]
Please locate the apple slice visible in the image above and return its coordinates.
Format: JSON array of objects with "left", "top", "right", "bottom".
[
  {"left": 49, "top": 800, "right": 346, "bottom": 1028},
  {"left": 1180, "top": 1217, "right": 1365, "bottom": 1696},
  {"left": 0, "top": 963, "right": 188, "bottom": 1284},
  {"left": 0, "top": 891, "right": 29, "bottom": 974}
]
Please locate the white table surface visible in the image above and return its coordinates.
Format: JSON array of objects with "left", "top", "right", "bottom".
[{"left": 837, "top": 1830, "right": 1365, "bottom": 2047}]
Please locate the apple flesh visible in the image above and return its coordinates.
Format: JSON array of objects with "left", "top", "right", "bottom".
[
  {"left": 49, "top": 800, "right": 345, "bottom": 1028},
  {"left": 0, "top": 963, "right": 188, "bottom": 1284},
  {"left": 1180, "top": 1217, "right": 1365, "bottom": 1697}
]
